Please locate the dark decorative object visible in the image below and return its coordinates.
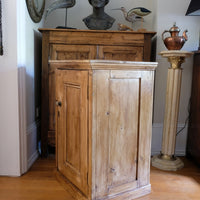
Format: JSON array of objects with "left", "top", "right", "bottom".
[
  {"left": 45, "top": 0, "right": 76, "bottom": 28},
  {"left": 186, "top": 0, "right": 200, "bottom": 50},
  {"left": 0, "top": 0, "right": 2, "bottom": 55},
  {"left": 26, "top": 0, "right": 45, "bottom": 23},
  {"left": 162, "top": 23, "right": 188, "bottom": 50},
  {"left": 186, "top": 0, "right": 200, "bottom": 16},
  {"left": 83, "top": 0, "right": 115, "bottom": 30}
]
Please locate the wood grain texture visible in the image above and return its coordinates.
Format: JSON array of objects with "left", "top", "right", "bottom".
[
  {"left": 54, "top": 60, "right": 157, "bottom": 200},
  {"left": 39, "top": 29, "right": 156, "bottom": 155},
  {"left": 41, "top": 32, "right": 50, "bottom": 157},
  {"left": 0, "top": 157, "right": 200, "bottom": 200},
  {"left": 98, "top": 46, "right": 143, "bottom": 61},
  {"left": 56, "top": 70, "right": 89, "bottom": 197}
]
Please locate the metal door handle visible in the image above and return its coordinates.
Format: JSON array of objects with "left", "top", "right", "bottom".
[{"left": 56, "top": 101, "right": 62, "bottom": 107}]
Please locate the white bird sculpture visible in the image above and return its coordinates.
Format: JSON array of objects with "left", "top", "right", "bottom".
[
  {"left": 113, "top": 7, "right": 151, "bottom": 30},
  {"left": 45, "top": 0, "right": 76, "bottom": 27}
]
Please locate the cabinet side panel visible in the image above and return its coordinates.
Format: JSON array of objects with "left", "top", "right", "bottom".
[
  {"left": 41, "top": 32, "right": 50, "bottom": 157},
  {"left": 93, "top": 70, "right": 110, "bottom": 198}
]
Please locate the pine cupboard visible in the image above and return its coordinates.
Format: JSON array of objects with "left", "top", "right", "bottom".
[
  {"left": 52, "top": 60, "right": 157, "bottom": 200},
  {"left": 39, "top": 29, "right": 156, "bottom": 156}
]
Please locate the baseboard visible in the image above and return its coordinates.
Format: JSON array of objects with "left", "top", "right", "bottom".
[
  {"left": 28, "top": 150, "right": 39, "bottom": 169},
  {"left": 151, "top": 123, "right": 188, "bottom": 156},
  {"left": 27, "top": 120, "right": 40, "bottom": 170}
]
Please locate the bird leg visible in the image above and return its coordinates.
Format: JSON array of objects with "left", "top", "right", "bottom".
[
  {"left": 65, "top": 8, "right": 68, "bottom": 27},
  {"left": 137, "top": 18, "right": 146, "bottom": 32}
]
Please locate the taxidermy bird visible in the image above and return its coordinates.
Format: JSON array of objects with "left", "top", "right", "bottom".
[
  {"left": 45, "top": 0, "right": 76, "bottom": 27},
  {"left": 113, "top": 7, "right": 151, "bottom": 30}
]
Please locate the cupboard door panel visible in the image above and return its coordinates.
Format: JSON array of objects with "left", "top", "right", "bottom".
[
  {"left": 48, "top": 44, "right": 96, "bottom": 133},
  {"left": 108, "top": 78, "right": 140, "bottom": 187},
  {"left": 93, "top": 70, "right": 142, "bottom": 198},
  {"left": 50, "top": 44, "right": 97, "bottom": 60},
  {"left": 56, "top": 70, "right": 89, "bottom": 197},
  {"left": 98, "top": 46, "right": 143, "bottom": 61}
]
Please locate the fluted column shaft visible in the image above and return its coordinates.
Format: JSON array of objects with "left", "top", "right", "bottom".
[{"left": 162, "top": 68, "right": 182, "bottom": 156}]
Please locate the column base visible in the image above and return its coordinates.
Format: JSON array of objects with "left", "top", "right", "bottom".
[{"left": 151, "top": 154, "right": 184, "bottom": 171}]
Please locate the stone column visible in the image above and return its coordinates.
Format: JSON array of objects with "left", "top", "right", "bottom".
[{"left": 152, "top": 50, "right": 193, "bottom": 171}]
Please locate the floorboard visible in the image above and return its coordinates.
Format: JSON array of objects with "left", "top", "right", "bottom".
[{"left": 0, "top": 157, "right": 200, "bottom": 200}]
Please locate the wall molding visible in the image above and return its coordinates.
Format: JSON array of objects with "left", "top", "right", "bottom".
[
  {"left": 27, "top": 120, "right": 40, "bottom": 170},
  {"left": 28, "top": 149, "right": 39, "bottom": 170},
  {"left": 151, "top": 123, "right": 188, "bottom": 156}
]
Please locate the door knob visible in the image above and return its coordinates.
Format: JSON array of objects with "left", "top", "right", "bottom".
[{"left": 56, "top": 101, "right": 62, "bottom": 107}]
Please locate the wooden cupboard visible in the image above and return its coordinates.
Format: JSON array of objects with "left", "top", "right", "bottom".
[
  {"left": 52, "top": 60, "right": 157, "bottom": 200},
  {"left": 187, "top": 52, "right": 200, "bottom": 165},
  {"left": 39, "top": 29, "right": 156, "bottom": 156}
]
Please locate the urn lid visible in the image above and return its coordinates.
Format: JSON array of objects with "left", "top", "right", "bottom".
[{"left": 169, "top": 23, "right": 180, "bottom": 32}]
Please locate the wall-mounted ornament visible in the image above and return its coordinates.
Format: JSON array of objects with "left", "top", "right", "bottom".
[
  {"left": 112, "top": 7, "right": 151, "bottom": 31},
  {"left": 45, "top": 0, "right": 76, "bottom": 28},
  {"left": 83, "top": 0, "right": 115, "bottom": 30},
  {"left": 0, "top": 0, "right": 2, "bottom": 55},
  {"left": 26, "top": 0, "right": 45, "bottom": 23},
  {"left": 162, "top": 23, "right": 188, "bottom": 50}
]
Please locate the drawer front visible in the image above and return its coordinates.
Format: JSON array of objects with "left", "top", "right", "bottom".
[
  {"left": 98, "top": 46, "right": 143, "bottom": 61},
  {"left": 50, "top": 44, "right": 97, "bottom": 60}
]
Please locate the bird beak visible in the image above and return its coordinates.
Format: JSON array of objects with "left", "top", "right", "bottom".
[{"left": 112, "top": 8, "right": 121, "bottom": 10}]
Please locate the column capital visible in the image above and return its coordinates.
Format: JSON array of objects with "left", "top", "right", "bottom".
[{"left": 159, "top": 50, "right": 193, "bottom": 69}]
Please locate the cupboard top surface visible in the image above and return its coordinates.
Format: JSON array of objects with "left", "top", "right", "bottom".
[
  {"left": 49, "top": 60, "right": 158, "bottom": 70},
  {"left": 39, "top": 28, "right": 156, "bottom": 46},
  {"left": 39, "top": 28, "right": 156, "bottom": 35}
]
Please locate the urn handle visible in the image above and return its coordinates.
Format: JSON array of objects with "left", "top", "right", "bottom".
[{"left": 162, "top": 30, "right": 170, "bottom": 41}]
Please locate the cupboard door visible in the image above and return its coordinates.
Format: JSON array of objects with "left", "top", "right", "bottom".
[
  {"left": 48, "top": 44, "right": 96, "bottom": 135},
  {"left": 98, "top": 46, "right": 143, "bottom": 61},
  {"left": 56, "top": 69, "right": 89, "bottom": 197}
]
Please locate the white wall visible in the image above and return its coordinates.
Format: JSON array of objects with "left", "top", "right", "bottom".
[
  {"left": 18, "top": 0, "right": 44, "bottom": 170},
  {"left": 44, "top": 0, "right": 156, "bottom": 31},
  {"left": 0, "top": 0, "right": 44, "bottom": 176},
  {"left": 0, "top": 0, "right": 20, "bottom": 176}
]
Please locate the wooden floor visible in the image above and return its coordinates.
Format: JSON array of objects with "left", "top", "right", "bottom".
[{"left": 0, "top": 156, "right": 200, "bottom": 200}]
